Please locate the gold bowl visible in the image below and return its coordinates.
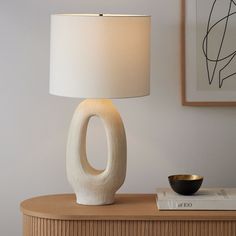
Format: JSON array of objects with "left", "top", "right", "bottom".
[{"left": 168, "top": 174, "right": 204, "bottom": 195}]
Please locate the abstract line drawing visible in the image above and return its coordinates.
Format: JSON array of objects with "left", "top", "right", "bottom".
[{"left": 202, "top": 0, "right": 236, "bottom": 88}]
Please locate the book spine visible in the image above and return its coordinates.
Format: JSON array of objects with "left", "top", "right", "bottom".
[{"left": 157, "top": 199, "right": 236, "bottom": 210}]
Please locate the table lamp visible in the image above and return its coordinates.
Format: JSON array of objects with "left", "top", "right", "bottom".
[{"left": 50, "top": 14, "right": 150, "bottom": 205}]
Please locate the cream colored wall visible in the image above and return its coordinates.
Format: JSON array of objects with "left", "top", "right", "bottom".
[{"left": 1, "top": 0, "right": 236, "bottom": 235}]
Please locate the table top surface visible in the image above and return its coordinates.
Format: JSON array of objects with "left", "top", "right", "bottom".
[{"left": 20, "top": 194, "right": 236, "bottom": 220}]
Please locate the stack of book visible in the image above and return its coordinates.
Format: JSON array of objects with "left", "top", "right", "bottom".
[{"left": 156, "top": 188, "right": 236, "bottom": 210}]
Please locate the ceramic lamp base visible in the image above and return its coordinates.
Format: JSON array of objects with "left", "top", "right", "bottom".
[{"left": 66, "top": 99, "right": 127, "bottom": 205}]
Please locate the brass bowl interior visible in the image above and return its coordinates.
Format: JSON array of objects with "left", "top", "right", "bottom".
[{"left": 168, "top": 174, "right": 203, "bottom": 181}]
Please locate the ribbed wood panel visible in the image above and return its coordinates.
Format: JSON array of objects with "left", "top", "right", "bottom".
[{"left": 23, "top": 215, "right": 236, "bottom": 236}]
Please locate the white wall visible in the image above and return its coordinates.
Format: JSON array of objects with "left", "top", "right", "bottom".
[{"left": 1, "top": 0, "right": 236, "bottom": 235}]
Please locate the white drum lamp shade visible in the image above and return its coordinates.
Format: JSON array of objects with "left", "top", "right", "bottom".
[
  {"left": 49, "top": 14, "right": 151, "bottom": 205},
  {"left": 50, "top": 14, "right": 150, "bottom": 98}
]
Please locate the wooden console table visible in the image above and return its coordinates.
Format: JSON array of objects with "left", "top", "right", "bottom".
[{"left": 20, "top": 194, "right": 236, "bottom": 236}]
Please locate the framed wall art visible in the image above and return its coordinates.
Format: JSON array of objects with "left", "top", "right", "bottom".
[{"left": 181, "top": 0, "right": 236, "bottom": 106}]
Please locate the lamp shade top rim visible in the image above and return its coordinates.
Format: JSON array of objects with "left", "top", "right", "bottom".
[{"left": 51, "top": 14, "right": 150, "bottom": 17}]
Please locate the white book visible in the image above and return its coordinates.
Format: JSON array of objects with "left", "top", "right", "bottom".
[{"left": 156, "top": 188, "right": 236, "bottom": 210}]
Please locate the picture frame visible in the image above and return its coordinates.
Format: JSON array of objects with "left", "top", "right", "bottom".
[{"left": 181, "top": 0, "right": 236, "bottom": 106}]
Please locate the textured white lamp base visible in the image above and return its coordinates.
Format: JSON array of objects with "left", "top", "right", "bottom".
[{"left": 66, "top": 99, "right": 127, "bottom": 205}]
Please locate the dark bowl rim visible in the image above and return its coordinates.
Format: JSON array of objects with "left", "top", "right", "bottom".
[{"left": 168, "top": 174, "right": 204, "bottom": 181}]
